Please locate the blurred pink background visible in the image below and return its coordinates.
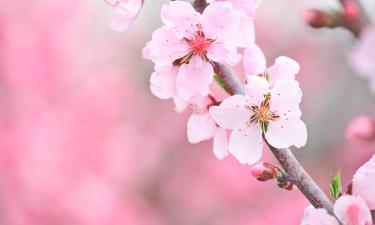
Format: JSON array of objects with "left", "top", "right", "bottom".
[{"left": 0, "top": 0, "right": 374, "bottom": 224}]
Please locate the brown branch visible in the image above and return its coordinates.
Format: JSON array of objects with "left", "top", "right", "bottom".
[
  {"left": 212, "top": 61, "right": 334, "bottom": 213},
  {"left": 177, "top": 0, "right": 335, "bottom": 215},
  {"left": 264, "top": 139, "right": 334, "bottom": 213}
]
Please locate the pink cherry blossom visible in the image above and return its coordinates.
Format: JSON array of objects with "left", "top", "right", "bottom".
[
  {"left": 207, "top": 0, "right": 260, "bottom": 18},
  {"left": 106, "top": 0, "right": 143, "bottom": 32},
  {"left": 350, "top": 26, "right": 375, "bottom": 93},
  {"left": 186, "top": 96, "right": 230, "bottom": 160},
  {"left": 345, "top": 115, "right": 375, "bottom": 142},
  {"left": 301, "top": 195, "right": 373, "bottom": 225},
  {"left": 301, "top": 206, "right": 339, "bottom": 225},
  {"left": 209, "top": 76, "right": 307, "bottom": 164},
  {"left": 206, "top": 0, "right": 260, "bottom": 47},
  {"left": 144, "top": 1, "right": 245, "bottom": 101},
  {"left": 243, "top": 44, "right": 300, "bottom": 83},
  {"left": 352, "top": 154, "right": 375, "bottom": 209},
  {"left": 334, "top": 195, "right": 373, "bottom": 225}
]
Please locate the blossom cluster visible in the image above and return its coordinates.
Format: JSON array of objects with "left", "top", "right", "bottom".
[
  {"left": 301, "top": 154, "right": 375, "bottom": 225},
  {"left": 142, "top": 0, "right": 307, "bottom": 165}
]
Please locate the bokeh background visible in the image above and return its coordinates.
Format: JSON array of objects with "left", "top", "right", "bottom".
[{"left": 0, "top": 0, "right": 374, "bottom": 224}]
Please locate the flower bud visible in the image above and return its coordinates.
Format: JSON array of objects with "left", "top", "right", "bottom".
[
  {"left": 345, "top": 115, "right": 375, "bottom": 142},
  {"left": 342, "top": 0, "right": 360, "bottom": 23},
  {"left": 250, "top": 162, "right": 277, "bottom": 181},
  {"left": 302, "top": 9, "right": 333, "bottom": 28}
]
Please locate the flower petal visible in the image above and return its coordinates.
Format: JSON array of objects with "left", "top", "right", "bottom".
[
  {"left": 187, "top": 113, "right": 216, "bottom": 144},
  {"left": 266, "top": 117, "right": 307, "bottom": 148},
  {"left": 200, "top": 1, "right": 240, "bottom": 39},
  {"left": 229, "top": 124, "right": 263, "bottom": 164},
  {"left": 225, "top": 16, "right": 255, "bottom": 48},
  {"left": 353, "top": 154, "right": 375, "bottom": 209},
  {"left": 334, "top": 195, "right": 373, "bottom": 225},
  {"left": 176, "top": 55, "right": 214, "bottom": 100},
  {"left": 270, "top": 79, "right": 302, "bottom": 117},
  {"left": 301, "top": 206, "right": 339, "bottom": 225},
  {"left": 149, "top": 66, "right": 177, "bottom": 99},
  {"left": 350, "top": 27, "right": 375, "bottom": 78},
  {"left": 243, "top": 44, "right": 267, "bottom": 76},
  {"left": 213, "top": 127, "right": 229, "bottom": 160},
  {"left": 206, "top": 40, "right": 241, "bottom": 65},
  {"left": 161, "top": 1, "right": 200, "bottom": 38},
  {"left": 267, "top": 56, "right": 300, "bottom": 82},
  {"left": 209, "top": 95, "right": 249, "bottom": 130},
  {"left": 143, "top": 26, "right": 189, "bottom": 66},
  {"left": 173, "top": 94, "right": 189, "bottom": 113},
  {"left": 245, "top": 76, "right": 270, "bottom": 106}
]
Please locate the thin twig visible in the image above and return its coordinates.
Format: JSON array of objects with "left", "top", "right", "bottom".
[{"left": 178, "top": 0, "right": 335, "bottom": 214}]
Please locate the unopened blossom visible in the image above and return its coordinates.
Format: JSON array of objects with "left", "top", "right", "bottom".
[
  {"left": 345, "top": 115, "right": 375, "bottom": 141},
  {"left": 352, "top": 154, "right": 375, "bottom": 209},
  {"left": 209, "top": 76, "right": 307, "bottom": 164},
  {"left": 350, "top": 26, "right": 375, "bottom": 94},
  {"left": 106, "top": 0, "right": 143, "bottom": 32},
  {"left": 243, "top": 44, "right": 300, "bottom": 84},
  {"left": 301, "top": 195, "right": 373, "bottom": 225},
  {"left": 144, "top": 1, "right": 245, "bottom": 101},
  {"left": 250, "top": 161, "right": 277, "bottom": 181}
]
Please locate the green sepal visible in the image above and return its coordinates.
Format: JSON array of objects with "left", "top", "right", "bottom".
[
  {"left": 265, "top": 72, "right": 270, "bottom": 82},
  {"left": 330, "top": 170, "right": 342, "bottom": 200}
]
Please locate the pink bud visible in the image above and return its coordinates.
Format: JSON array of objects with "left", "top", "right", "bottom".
[
  {"left": 342, "top": 0, "right": 360, "bottom": 23},
  {"left": 250, "top": 162, "right": 277, "bottom": 181},
  {"left": 345, "top": 115, "right": 375, "bottom": 141},
  {"left": 302, "top": 9, "right": 332, "bottom": 28}
]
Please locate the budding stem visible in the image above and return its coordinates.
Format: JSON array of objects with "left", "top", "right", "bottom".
[{"left": 178, "top": 0, "right": 335, "bottom": 214}]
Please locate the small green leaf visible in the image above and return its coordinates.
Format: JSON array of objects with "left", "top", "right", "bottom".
[
  {"left": 265, "top": 72, "right": 270, "bottom": 82},
  {"left": 330, "top": 170, "right": 342, "bottom": 199},
  {"left": 214, "top": 75, "right": 231, "bottom": 94}
]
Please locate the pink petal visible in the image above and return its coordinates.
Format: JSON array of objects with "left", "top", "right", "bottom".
[
  {"left": 110, "top": 1, "right": 142, "bottom": 32},
  {"left": 209, "top": 95, "right": 249, "bottom": 130},
  {"left": 206, "top": 40, "right": 242, "bottom": 65},
  {"left": 176, "top": 55, "right": 214, "bottom": 100},
  {"left": 270, "top": 79, "right": 302, "bottom": 116},
  {"left": 243, "top": 44, "right": 267, "bottom": 76},
  {"left": 226, "top": 16, "right": 255, "bottom": 48},
  {"left": 187, "top": 113, "right": 216, "bottom": 144},
  {"left": 229, "top": 124, "right": 263, "bottom": 164},
  {"left": 173, "top": 94, "right": 189, "bottom": 113},
  {"left": 350, "top": 27, "right": 375, "bottom": 78},
  {"left": 161, "top": 1, "right": 200, "bottom": 38},
  {"left": 149, "top": 66, "right": 177, "bottom": 99},
  {"left": 267, "top": 56, "right": 300, "bottom": 82},
  {"left": 334, "top": 195, "right": 373, "bottom": 225},
  {"left": 200, "top": 1, "right": 240, "bottom": 39},
  {"left": 353, "top": 154, "right": 375, "bottom": 209},
  {"left": 301, "top": 206, "right": 339, "bottom": 225},
  {"left": 143, "top": 26, "right": 189, "bottom": 66},
  {"left": 213, "top": 127, "right": 229, "bottom": 159},
  {"left": 266, "top": 117, "right": 307, "bottom": 148},
  {"left": 244, "top": 76, "right": 270, "bottom": 106}
]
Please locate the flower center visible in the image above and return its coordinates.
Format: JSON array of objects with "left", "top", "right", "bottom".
[
  {"left": 246, "top": 96, "right": 279, "bottom": 132},
  {"left": 173, "top": 25, "right": 215, "bottom": 65},
  {"left": 188, "top": 30, "right": 212, "bottom": 54}
]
